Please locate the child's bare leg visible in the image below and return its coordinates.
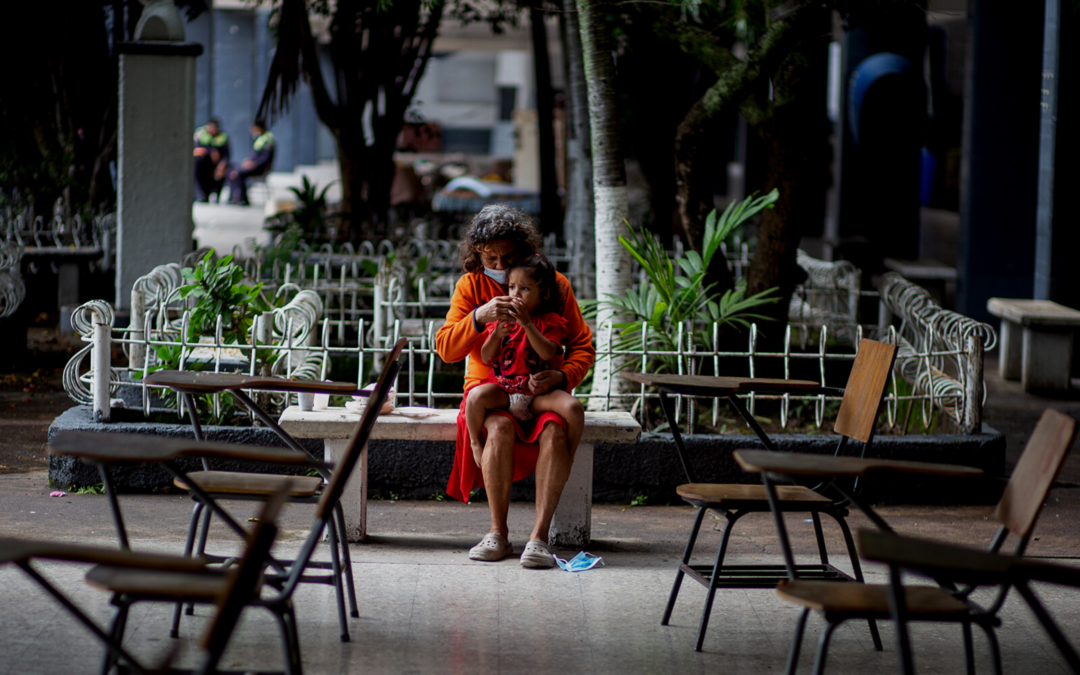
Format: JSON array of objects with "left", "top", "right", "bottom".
[
  {"left": 530, "top": 390, "right": 585, "bottom": 458},
  {"left": 465, "top": 384, "right": 510, "bottom": 465}
]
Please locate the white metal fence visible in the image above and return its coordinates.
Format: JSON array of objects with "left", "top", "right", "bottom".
[{"left": 65, "top": 244, "right": 995, "bottom": 434}]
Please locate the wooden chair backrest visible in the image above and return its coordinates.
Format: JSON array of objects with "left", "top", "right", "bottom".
[
  {"left": 315, "top": 339, "right": 407, "bottom": 520},
  {"left": 833, "top": 339, "right": 899, "bottom": 443},
  {"left": 200, "top": 485, "right": 291, "bottom": 663},
  {"left": 994, "top": 408, "right": 1077, "bottom": 538}
]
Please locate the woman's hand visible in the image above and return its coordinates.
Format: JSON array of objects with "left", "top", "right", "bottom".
[
  {"left": 528, "top": 370, "right": 564, "bottom": 395},
  {"left": 510, "top": 301, "right": 532, "bottom": 328},
  {"left": 492, "top": 318, "right": 514, "bottom": 340},
  {"left": 474, "top": 296, "right": 520, "bottom": 327}
]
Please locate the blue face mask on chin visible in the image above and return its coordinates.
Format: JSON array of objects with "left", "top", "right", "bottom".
[
  {"left": 554, "top": 551, "right": 604, "bottom": 572},
  {"left": 483, "top": 266, "right": 508, "bottom": 284}
]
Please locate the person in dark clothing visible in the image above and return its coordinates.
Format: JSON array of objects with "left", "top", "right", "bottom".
[
  {"left": 226, "top": 119, "right": 275, "bottom": 206},
  {"left": 193, "top": 118, "right": 230, "bottom": 202}
]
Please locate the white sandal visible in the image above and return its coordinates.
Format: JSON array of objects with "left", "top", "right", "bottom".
[
  {"left": 469, "top": 533, "right": 513, "bottom": 561},
  {"left": 520, "top": 540, "right": 555, "bottom": 569}
]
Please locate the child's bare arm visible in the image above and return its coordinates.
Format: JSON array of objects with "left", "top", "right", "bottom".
[
  {"left": 522, "top": 324, "right": 558, "bottom": 361},
  {"left": 481, "top": 320, "right": 512, "bottom": 364},
  {"left": 480, "top": 329, "right": 500, "bottom": 365}
]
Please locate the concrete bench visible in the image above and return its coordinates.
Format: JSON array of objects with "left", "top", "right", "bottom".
[
  {"left": 884, "top": 258, "right": 958, "bottom": 307},
  {"left": 279, "top": 407, "right": 641, "bottom": 547},
  {"left": 987, "top": 298, "right": 1080, "bottom": 391}
]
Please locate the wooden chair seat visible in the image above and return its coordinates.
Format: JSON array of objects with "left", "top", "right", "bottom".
[
  {"left": 777, "top": 580, "right": 970, "bottom": 618},
  {"left": 86, "top": 565, "right": 235, "bottom": 601},
  {"left": 677, "top": 482, "right": 833, "bottom": 507},
  {"left": 174, "top": 471, "right": 323, "bottom": 497}
]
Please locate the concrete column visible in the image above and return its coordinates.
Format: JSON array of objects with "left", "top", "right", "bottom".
[
  {"left": 957, "top": 1, "right": 1044, "bottom": 322},
  {"left": 549, "top": 442, "right": 593, "bottom": 547},
  {"left": 115, "top": 1, "right": 202, "bottom": 309},
  {"left": 326, "top": 438, "right": 367, "bottom": 542}
]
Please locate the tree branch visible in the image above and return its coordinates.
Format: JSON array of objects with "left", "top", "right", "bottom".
[{"left": 654, "top": 15, "right": 737, "bottom": 77}]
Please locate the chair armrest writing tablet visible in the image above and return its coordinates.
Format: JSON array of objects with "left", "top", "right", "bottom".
[
  {"left": 144, "top": 371, "right": 361, "bottom": 396},
  {"left": 0, "top": 537, "right": 208, "bottom": 571},
  {"left": 621, "top": 372, "right": 819, "bottom": 397},
  {"left": 734, "top": 450, "right": 984, "bottom": 479},
  {"left": 49, "top": 431, "right": 325, "bottom": 466},
  {"left": 859, "top": 529, "right": 1080, "bottom": 589}
]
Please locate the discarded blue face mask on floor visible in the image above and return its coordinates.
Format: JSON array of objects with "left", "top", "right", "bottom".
[{"left": 554, "top": 551, "right": 604, "bottom": 572}]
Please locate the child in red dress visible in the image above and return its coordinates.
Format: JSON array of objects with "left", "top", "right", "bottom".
[{"left": 464, "top": 254, "right": 583, "bottom": 466}]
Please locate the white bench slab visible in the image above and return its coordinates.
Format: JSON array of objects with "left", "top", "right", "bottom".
[
  {"left": 988, "top": 298, "right": 1080, "bottom": 391},
  {"left": 278, "top": 407, "right": 641, "bottom": 546}
]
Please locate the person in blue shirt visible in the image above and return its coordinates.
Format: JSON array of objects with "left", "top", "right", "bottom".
[
  {"left": 226, "top": 119, "right": 275, "bottom": 206},
  {"left": 193, "top": 118, "right": 229, "bottom": 202}
]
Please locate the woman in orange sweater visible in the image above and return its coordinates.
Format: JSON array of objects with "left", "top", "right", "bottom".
[{"left": 436, "top": 204, "right": 594, "bottom": 568}]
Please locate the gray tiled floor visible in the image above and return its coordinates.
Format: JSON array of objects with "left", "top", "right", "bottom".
[{"left": 1, "top": 518, "right": 1078, "bottom": 675}]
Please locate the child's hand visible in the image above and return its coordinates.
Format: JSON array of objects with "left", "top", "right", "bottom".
[
  {"left": 511, "top": 300, "right": 532, "bottom": 327},
  {"left": 492, "top": 319, "right": 514, "bottom": 339}
]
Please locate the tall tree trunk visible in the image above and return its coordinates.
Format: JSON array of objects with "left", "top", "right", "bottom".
[
  {"left": 259, "top": 0, "right": 443, "bottom": 234},
  {"left": 531, "top": 6, "right": 561, "bottom": 236},
  {"left": 577, "top": 0, "right": 633, "bottom": 410},
  {"left": 560, "top": 4, "right": 594, "bottom": 297},
  {"left": 668, "top": 8, "right": 811, "bottom": 291},
  {"left": 675, "top": 99, "right": 735, "bottom": 292},
  {"left": 746, "top": 47, "right": 828, "bottom": 354}
]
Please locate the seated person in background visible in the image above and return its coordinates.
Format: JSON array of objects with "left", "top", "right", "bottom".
[
  {"left": 193, "top": 118, "right": 229, "bottom": 202},
  {"left": 463, "top": 254, "right": 583, "bottom": 468},
  {"left": 226, "top": 118, "right": 275, "bottom": 206}
]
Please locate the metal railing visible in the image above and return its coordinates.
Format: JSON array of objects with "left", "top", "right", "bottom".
[
  {"left": 1, "top": 211, "right": 115, "bottom": 270},
  {"left": 64, "top": 249, "right": 995, "bottom": 434},
  {"left": 0, "top": 241, "right": 25, "bottom": 319}
]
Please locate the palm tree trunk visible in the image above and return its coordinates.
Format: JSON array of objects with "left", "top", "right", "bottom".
[
  {"left": 560, "top": 4, "right": 594, "bottom": 297},
  {"left": 576, "top": 0, "right": 633, "bottom": 410},
  {"left": 531, "top": 6, "right": 561, "bottom": 236}
]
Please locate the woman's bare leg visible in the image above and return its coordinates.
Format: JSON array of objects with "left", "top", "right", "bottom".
[
  {"left": 530, "top": 390, "right": 585, "bottom": 457},
  {"left": 529, "top": 421, "right": 572, "bottom": 543},
  {"left": 481, "top": 413, "right": 516, "bottom": 539},
  {"left": 465, "top": 384, "right": 509, "bottom": 465}
]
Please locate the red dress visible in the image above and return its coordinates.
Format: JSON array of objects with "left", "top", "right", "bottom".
[
  {"left": 482, "top": 313, "right": 568, "bottom": 393},
  {"left": 447, "top": 313, "right": 569, "bottom": 503}
]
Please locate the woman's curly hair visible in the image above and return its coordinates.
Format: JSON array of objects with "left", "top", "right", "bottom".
[{"left": 458, "top": 204, "right": 543, "bottom": 274}]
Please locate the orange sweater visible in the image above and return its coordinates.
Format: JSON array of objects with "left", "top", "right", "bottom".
[{"left": 436, "top": 272, "right": 595, "bottom": 392}]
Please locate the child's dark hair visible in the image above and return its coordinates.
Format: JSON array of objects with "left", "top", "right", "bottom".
[{"left": 511, "top": 253, "right": 561, "bottom": 315}]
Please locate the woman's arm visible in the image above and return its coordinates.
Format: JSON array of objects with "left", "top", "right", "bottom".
[{"left": 435, "top": 277, "right": 484, "bottom": 364}]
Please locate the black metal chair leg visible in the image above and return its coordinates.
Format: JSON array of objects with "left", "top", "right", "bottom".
[
  {"left": 811, "top": 621, "right": 839, "bottom": 675},
  {"left": 810, "top": 512, "right": 829, "bottom": 567},
  {"left": 887, "top": 565, "right": 916, "bottom": 675},
  {"left": 980, "top": 622, "right": 1002, "bottom": 675},
  {"left": 186, "top": 503, "right": 214, "bottom": 617},
  {"left": 962, "top": 622, "right": 976, "bottom": 675},
  {"left": 1016, "top": 581, "right": 1080, "bottom": 673},
  {"left": 326, "top": 516, "right": 350, "bottom": 642},
  {"left": 334, "top": 503, "right": 359, "bottom": 618},
  {"left": 172, "top": 501, "right": 206, "bottom": 637},
  {"left": 99, "top": 599, "right": 129, "bottom": 675},
  {"left": 833, "top": 511, "right": 882, "bottom": 651},
  {"left": 785, "top": 607, "right": 811, "bottom": 675},
  {"left": 693, "top": 519, "right": 735, "bottom": 652},
  {"left": 269, "top": 603, "right": 304, "bottom": 675},
  {"left": 283, "top": 602, "right": 305, "bottom": 675},
  {"left": 662, "top": 507, "right": 707, "bottom": 626}
]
